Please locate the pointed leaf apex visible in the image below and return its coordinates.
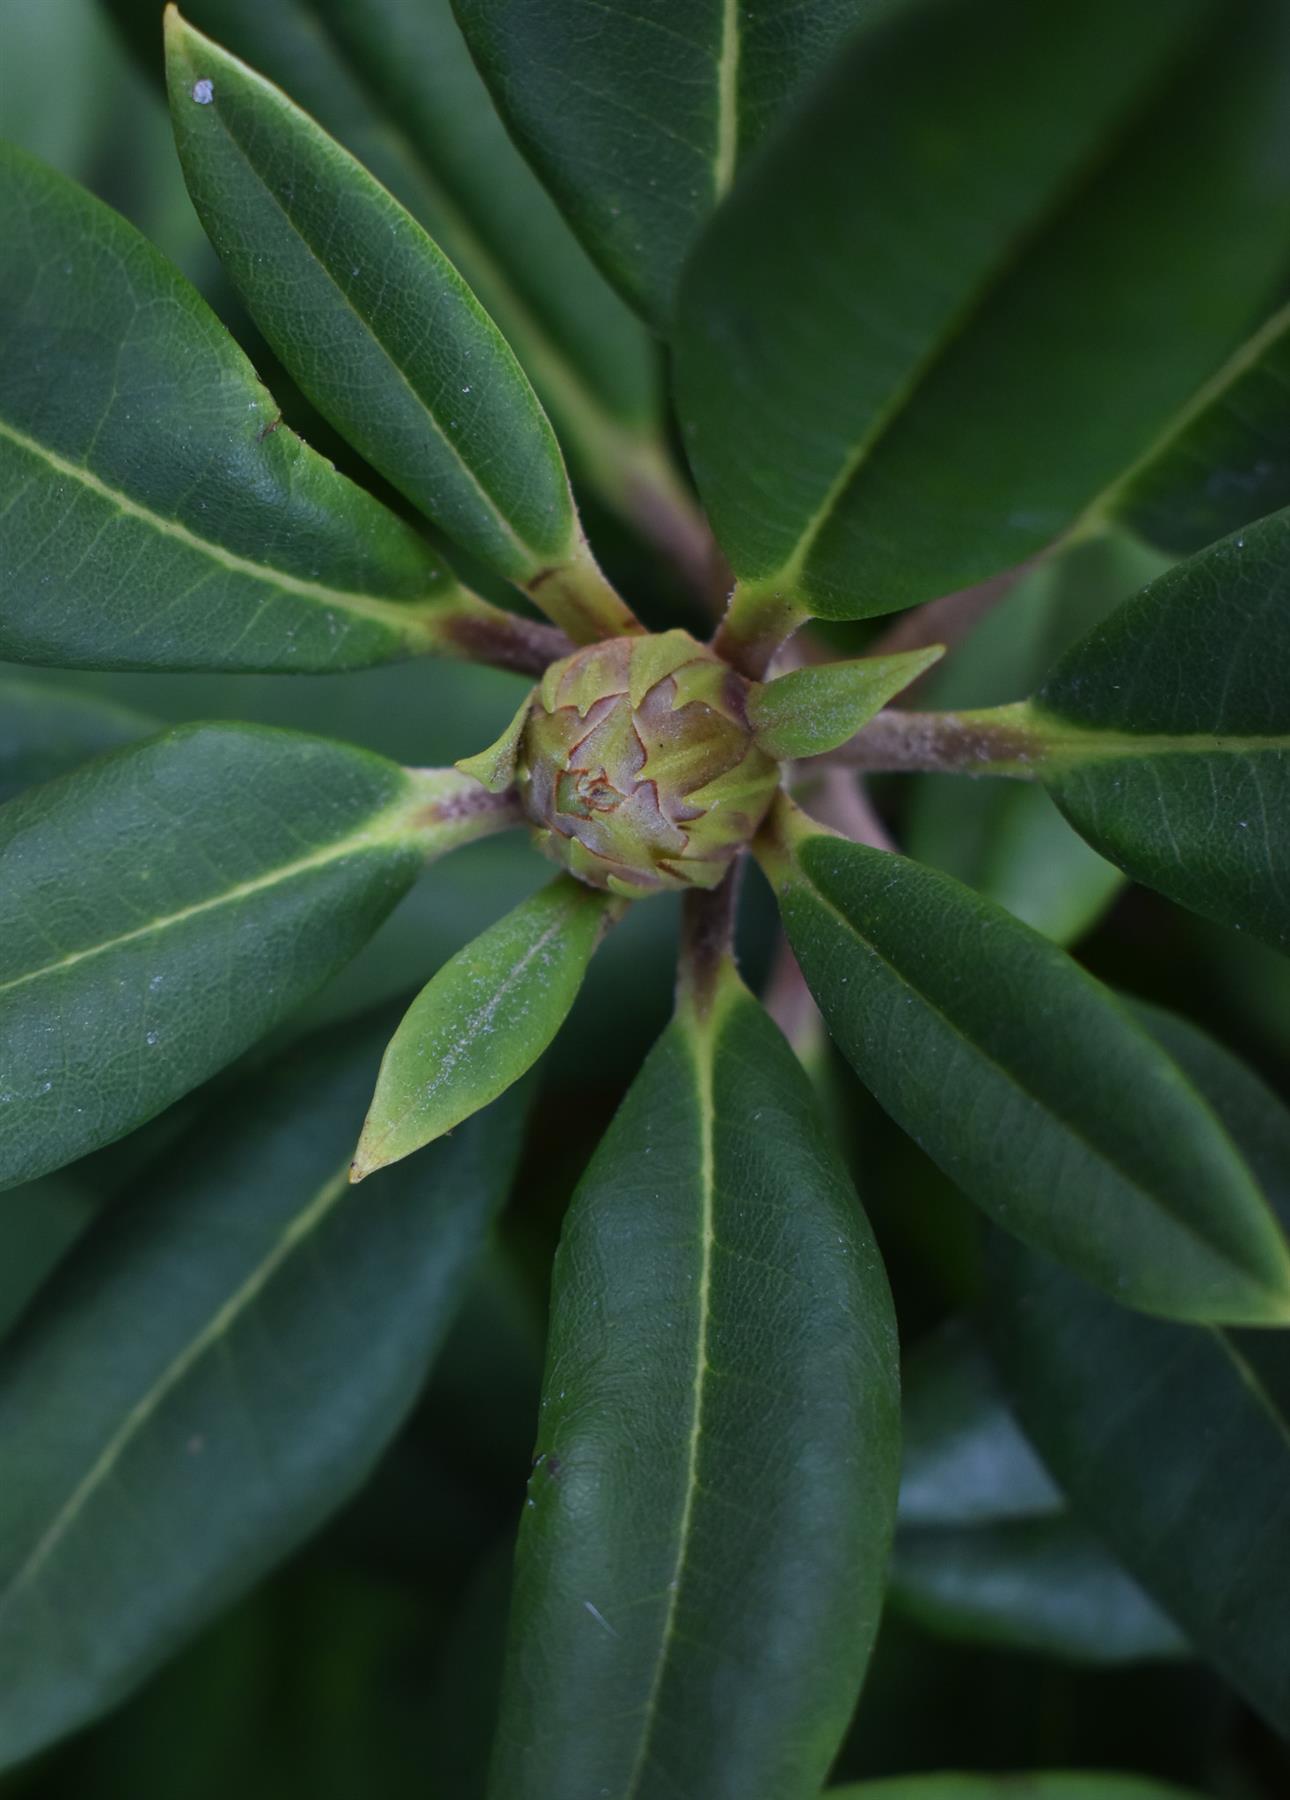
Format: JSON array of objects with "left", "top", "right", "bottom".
[
  {"left": 454, "top": 693, "right": 532, "bottom": 794},
  {"left": 748, "top": 646, "right": 946, "bottom": 761}
]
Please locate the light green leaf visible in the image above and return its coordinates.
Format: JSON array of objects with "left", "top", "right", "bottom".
[
  {"left": 677, "top": 0, "right": 1290, "bottom": 622},
  {"left": 827, "top": 1777, "right": 1203, "bottom": 1800},
  {"left": 893, "top": 1321, "right": 1185, "bottom": 1663},
  {"left": 352, "top": 875, "right": 616, "bottom": 1179},
  {"left": 452, "top": 0, "right": 868, "bottom": 331},
  {"left": 759, "top": 806, "right": 1290, "bottom": 1324},
  {"left": 989, "top": 1001, "right": 1290, "bottom": 1738},
  {"left": 165, "top": 11, "right": 636, "bottom": 641},
  {"left": 0, "top": 679, "right": 153, "bottom": 806},
  {"left": 1027, "top": 509, "right": 1290, "bottom": 952},
  {"left": 105, "top": 0, "right": 681, "bottom": 540},
  {"left": 489, "top": 965, "right": 899, "bottom": 1798},
  {"left": 903, "top": 542, "right": 1144, "bottom": 944},
  {"left": 749, "top": 648, "right": 942, "bottom": 762},
  {"left": 0, "top": 140, "right": 508, "bottom": 674},
  {"left": 0, "top": 1016, "right": 527, "bottom": 1770},
  {"left": 0, "top": 724, "right": 513, "bottom": 1189}
]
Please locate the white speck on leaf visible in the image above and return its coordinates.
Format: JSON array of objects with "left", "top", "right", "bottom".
[{"left": 191, "top": 78, "right": 214, "bottom": 104}]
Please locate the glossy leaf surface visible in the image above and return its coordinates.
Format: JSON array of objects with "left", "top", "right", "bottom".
[
  {"left": 352, "top": 876, "right": 615, "bottom": 1179},
  {"left": 165, "top": 13, "right": 630, "bottom": 636},
  {"left": 749, "top": 648, "right": 942, "bottom": 762},
  {"left": 489, "top": 968, "right": 899, "bottom": 1797},
  {"left": 677, "top": 0, "right": 1290, "bottom": 619},
  {"left": 0, "top": 1018, "right": 527, "bottom": 1769},
  {"left": 1033, "top": 510, "right": 1290, "bottom": 952},
  {"left": 0, "top": 141, "right": 475, "bottom": 673},
  {"left": 452, "top": 0, "right": 865, "bottom": 331},
  {"left": 989, "top": 1002, "right": 1290, "bottom": 1738},
  {"left": 0, "top": 680, "right": 152, "bottom": 806},
  {"left": 893, "top": 1323, "right": 1184, "bottom": 1663},
  {"left": 0, "top": 725, "right": 499, "bottom": 1189},
  {"left": 107, "top": 0, "right": 668, "bottom": 523},
  {"left": 765, "top": 819, "right": 1290, "bottom": 1324}
]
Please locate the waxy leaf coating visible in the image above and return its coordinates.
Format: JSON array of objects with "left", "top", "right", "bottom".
[
  {"left": 490, "top": 967, "right": 899, "bottom": 1798},
  {"left": 165, "top": 11, "right": 634, "bottom": 641},
  {"left": 0, "top": 725, "right": 501, "bottom": 1189},
  {"left": 989, "top": 1002, "right": 1290, "bottom": 1737},
  {"left": 0, "top": 141, "right": 475, "bottom": 674},
  {"left": 766, "top": 819, "right": 1290, "bottom": 1325},
  {"left": 352, "top": 875, "right": 614, "bottom": 1178},
  {"left": 1033, "top": 509, "right": 1290, "bottom": 952},
  {"left": 0, "top": 1018, "right": 527, "bottom": 1768},
  {"left": 453, "top": 0, "right": 867, "bottom": 331}
]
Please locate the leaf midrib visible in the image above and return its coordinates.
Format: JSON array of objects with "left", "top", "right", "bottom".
[
  {"left": 793, "top": 860, "right": 1288, "bottom": 1304},
  {"left": 0, "top": 796, "right": 414, "bottom": 1002},
  {"left": 0, "top": 1163, "right": 351, "bottom": 1619},
  {"left": 754, "top": 30, "right": 1208, "bottom": 597},
  {"left": 0, "top": 415, "right": 445, "bottom": 635},
  {"left": 622, "top": 1018, "right": 717, "bottom": 1795},
  {"left": 199, "top": 59, "right": 562, "bottom": 573}
]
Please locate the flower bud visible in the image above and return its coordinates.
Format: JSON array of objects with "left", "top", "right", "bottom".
[{"left": 503, "top": 631, "right": 779, "bottom": 897}]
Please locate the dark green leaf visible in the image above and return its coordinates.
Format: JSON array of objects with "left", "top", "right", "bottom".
[
  {"left": 748, "top": 648, "right": 942, "bottom": 762},
  {"left": 165, "top": 12, "right": 636, "bottom": 640},
  {"left": 452, "top": 0, "right": 866, "bottom": 331},
  {"left": 0, "top": 724, "right": 507, "bottom": 1189},
  {"left": 893, "top": 1322, "right": 1185, "bottom": 1664},
  {"left": 988, "top": 1001, "right": 1290, "bottom": 1739},
  {"left": 1103, "top": 300, "right": 1290, "bottom": 559},
  {"left": 352, "top": 875, "right": 617, "bottom": 1179},
  {"left": 0, "top": 140, "right": 488, "bottom": 673},
  {"left": 489, "top": 966, "right": 899, "bottom": 1797},
  {"left": 106, "top": 0, "right": 675, "bottom": 534},
  {"left": 0, "top": 1017, "right": 527, "bottom": 1769},
  {"left": 1030, "top": 509, "right": 1290, "bottom": 952},
  {"left": 761, "top": 811, "right": 1290, "bottom": 1323},
  {"left": 677, "top": 0, "right": 1290, "bottom": 620},
  {"left": 827, "top": 1777, "right": 1203, "bottom": 1799},
  {"left": 0, "top": 679, "right": 152, "bottom": 805}
]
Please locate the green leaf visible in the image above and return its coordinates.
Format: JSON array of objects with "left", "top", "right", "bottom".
[
  {"left": 106, "top": 0, "right": 676, "bottom": 538},
  {"left": 827, "top": 1777, "right": 1204, "bottom": 1800},
  {"left": 0, "top": 141, "right": 498, "bottom": 674},
  {"left": 748, "top": 648, "right": 943, "bottom": 762},
  {"left": 1026, "top": 509, "right": 1290, "bottom": 952},
  {"left": 677, "top": 0, "right": 1290, "bottom": 621},
  {"left": 0, "top": 679, "right": 152, "bottom": 806},
  {"left": 165, "top": 11, "right": 636, "bottom": 641},
  {"left": 0, "top": 1175, "right": 97, "bottom": 1343},
  {"left": 892, "top": 1322, "right": 1184, "bottom": 1664},
  {"left": 489, "top": 966, "right": 899, "bottom": 1798},
  {"left": 760, "top": 809, "right": 1290, "bottom": 1324},
  {"left": 0, "top": 1016, "right": 527, "bottom": 1769},
  {"left": 988, "top": 1002, "right": 1290, "bottom": 1738},
  {"left": 452, "top": 0, "right": 867, "bottom": 332},
  {"left": 352, "top": 876, "right": 616, "bottom": 1179},
  {"left": 0, "top": 724, "right": 511, "bottom": 1190}
]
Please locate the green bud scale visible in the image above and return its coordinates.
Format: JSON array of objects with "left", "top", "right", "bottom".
[{"left": 460, "top": 630, "right": 780, "bottom": 898}]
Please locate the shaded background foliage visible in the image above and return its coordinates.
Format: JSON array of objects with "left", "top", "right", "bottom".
[{"left": 1, "top": 3, "right": 1288, "bottom": 1795}]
